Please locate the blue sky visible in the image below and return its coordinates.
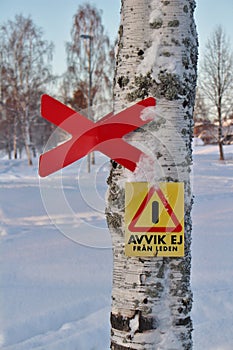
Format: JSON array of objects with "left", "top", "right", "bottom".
[{"left": 1, "top": 0, "right": 233, "bottom": 74}]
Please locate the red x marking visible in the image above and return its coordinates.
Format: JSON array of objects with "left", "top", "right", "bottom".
[{"left": 39, "top": 95, "right": 156, "bottom": 177}]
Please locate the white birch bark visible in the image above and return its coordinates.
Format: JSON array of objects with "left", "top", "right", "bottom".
[{"left": 106, "top": 0, "right": 198, "bottom": 349}]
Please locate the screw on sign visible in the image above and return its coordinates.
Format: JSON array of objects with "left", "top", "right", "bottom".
[{"left": 38, "top": 94, "right": 156, "bottom": 177}]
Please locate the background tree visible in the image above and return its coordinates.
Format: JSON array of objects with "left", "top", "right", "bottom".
[
  {"left": 62, "top": 2, "right": 114, "bottom": 171},
  {"left": 0, "top": 14, "right": 54, "bottom": 163},
  {"left": 199, "top": 25, "right": 233, "bottom": 160},
  {"left": 106, "top": 0, "right": 198, "bottom": 349},
  {"left": 64, "top": 2, "right": 114, "bottom": 111}
]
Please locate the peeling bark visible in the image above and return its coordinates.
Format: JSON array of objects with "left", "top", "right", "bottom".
[{"left": 106, "top": 0, "right": 198, "bottom": 349}]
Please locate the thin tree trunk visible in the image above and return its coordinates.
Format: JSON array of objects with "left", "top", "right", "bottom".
[
  {"left": 217, "top": 50, "right": 224, "bottom": 161},
  {"left": 106, "top": 0, "right": 198, "bottom": 349},
  {"left": 24, "top": 142, "right": 33, "bottom": 166},
  {"left": 13, "top": 116, "right": 18, "bottom": 159},
  {"left": 218, "top": 108, "right": 224, "bottom": 160},
  {"left": 218, "top": 139, "right": 224, "bottom": 161},
  {"left": 6, "top": 126, "right": 12, "bottom": 159},
  {"left": 7, "top": 142, "right": 11, "bottom": 160},
  {"left": 13, "top": 136, "right": 17, "bottom": 159},
  {"left": 23, "top": 118, "right": 33, "bottom": 166}
]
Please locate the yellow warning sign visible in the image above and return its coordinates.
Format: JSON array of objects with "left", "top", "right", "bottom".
[{"left": 125, "top": 182, "right": 184, "bottom": 257}]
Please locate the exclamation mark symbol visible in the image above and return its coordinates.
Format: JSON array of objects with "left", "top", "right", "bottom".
[{"left": 152, "top": 201, "right": 159, "bottom": 224}]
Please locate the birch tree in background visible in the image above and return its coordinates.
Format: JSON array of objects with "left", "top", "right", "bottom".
[
  {"left": 106, "top": 0, "right": 198, "bottom": 349},
  {"left": 0, "top": 15, "right": 54, "bottom": 164},
  {"left": 199, "top": 26, "right": 233, "bottom": 161},
  {"left": 65, "top": 3, "right": 114, "bottom": 111}
]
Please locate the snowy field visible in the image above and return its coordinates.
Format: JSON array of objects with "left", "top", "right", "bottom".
[{"left": 0, "top": 144, "right": 233, "bottom": 349}]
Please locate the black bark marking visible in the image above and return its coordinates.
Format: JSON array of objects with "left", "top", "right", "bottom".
[
  {"left": 168, "top": 20, "right": 180, "bottom": 27},
  {"left": 111, "top": 313, "right": 130, "bottom": 332},
  {"left": 111, "top": 311, "right": 157, "bottom": 333},
  {"left": 176, "top": 316, "right": 192, "bottom": 326},
  {"left": 118, "top": 76, "right": 130, "bottom": 88},
  {"left": 137, "top": 49, "right": 144, "bottom": 56},
  {"left": 111, "top": 342, "right": 134, "bottom": 350},
  {"left": 138, "top": 312, "right": 157, "bottom": 332},
  {"left": 150, "top": 19, "right": 163, "bottom": 29}
]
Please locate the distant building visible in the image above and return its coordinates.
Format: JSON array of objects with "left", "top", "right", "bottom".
[
  {"left": 194, "top": 118, "right": 233, "bottom": 145},
  {"left": 194, "top": 121, "right": 217, "bottom": 144}
]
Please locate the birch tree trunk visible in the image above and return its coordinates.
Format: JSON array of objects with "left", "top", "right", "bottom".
[
  {"left": 106, "top": 1, "right": 198, "bottom": 349},
  {"left": 23, "top": 112, "right": 33, "bottom": 166}
]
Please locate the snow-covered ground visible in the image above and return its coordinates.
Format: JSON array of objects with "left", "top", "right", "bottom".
[
  {"left": 191, "top": 145, "right": 233, "bottom": 350},
  {"left": 0, "top": 144, "right": 233, "bottom": 349}
]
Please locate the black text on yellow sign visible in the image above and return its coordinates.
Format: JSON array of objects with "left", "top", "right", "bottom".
[{"left": 125, "top": 182, "right": 184, "bottom": 257}]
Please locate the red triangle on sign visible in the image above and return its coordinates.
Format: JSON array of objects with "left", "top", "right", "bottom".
[{"left": 128, "top": 186, "right": 182, "bottom": 233}]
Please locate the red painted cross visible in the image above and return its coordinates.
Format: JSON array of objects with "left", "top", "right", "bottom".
[{"left": 39, "top": 95, "right": 156, "bottom": 177}]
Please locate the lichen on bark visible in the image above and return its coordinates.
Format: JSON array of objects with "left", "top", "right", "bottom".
[{"left": 127, "top": 73, "right": 154, "bottom": 102}]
